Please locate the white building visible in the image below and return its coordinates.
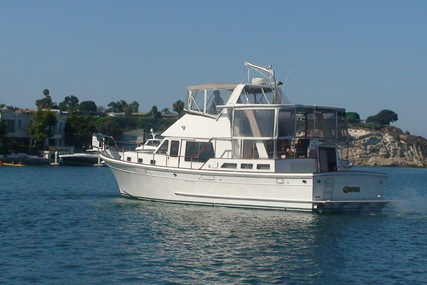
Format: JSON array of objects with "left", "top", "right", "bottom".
[{"left": 0, "top": 109, "right": 66, "bottom": 151}]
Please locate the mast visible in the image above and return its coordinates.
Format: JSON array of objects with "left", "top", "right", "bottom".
[{"left": 244, "top": 62, "right": 281, "bottom": 103}]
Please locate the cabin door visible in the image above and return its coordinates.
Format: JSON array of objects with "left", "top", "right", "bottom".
[
  {"left": 167, "top": 140, "right": 180, "bottom": 167},
  {"left": 318, "top": 146, "right": 338, "bottom": 172}
]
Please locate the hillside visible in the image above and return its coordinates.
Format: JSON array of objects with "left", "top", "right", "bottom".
[{"left": 347, "top": 126, "right": 427, "bottom": 167}]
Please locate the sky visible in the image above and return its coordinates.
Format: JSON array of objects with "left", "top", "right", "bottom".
[{"left": 1, "top": 0, "right": 426, "bottom": 137}]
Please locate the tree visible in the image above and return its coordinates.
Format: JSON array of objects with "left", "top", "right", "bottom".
[
  {"left": 59, "top": 95, "right": 80, "bottom": 113},
  {"left": 36, "top": 89, "right": 54, "bottom": 109},
  {"left": 346, "top": 112, "right": 361, "bottom": 124},
  {"left": 366, "top": 109, "right": 398, "bottom": 126},
  {"left": 148, "top": 105, "right": 161, "bottom": 118},
  {"left": 94, "top": 117, "right": 123, "bottom": 138},
  {"left": 64, "top": 114, "right": 96, "bottom": 147},
  {"left": 0, "top": 104, "right": 19, "bottom": 111},
  {"left": 107, "top": 100, "right": 129, "bottom": 113},
  {"left": 28, "top": 109, "right": 58, "bottom": 149},
  {"left": 79, "top": 100, "right": 98, "bottom": 112},
  {"left": 107, "top": 101, "right": 118, "bottom": 112},
  {"left": 128, "top": 101, "right": 139, "bottom": 113},
  {"left": 173, "top": 100, "right": 185, "bottom": 116},
  {"left": 123, "top": 101, "right": 139, "bottom": 117}
]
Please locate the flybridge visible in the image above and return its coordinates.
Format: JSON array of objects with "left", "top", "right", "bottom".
[{"left": 185, "top": 62, "right": 287, "bottom": 117}]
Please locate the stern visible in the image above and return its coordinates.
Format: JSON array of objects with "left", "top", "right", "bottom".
[{"left": 312, "top": 171, "right": 388, "bottom": 213}]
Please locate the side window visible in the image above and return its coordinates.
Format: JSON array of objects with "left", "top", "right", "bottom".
[
  {"left": 185, "top": 141, "right": 215, "bottom": 162},
  {"left": 170, "top": 140, "right": 179, "bottom": 157},
  {"left": 156, "top": 140, "right": 169, "bottom": 154}
]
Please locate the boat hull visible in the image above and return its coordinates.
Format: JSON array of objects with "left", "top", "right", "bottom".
[
  {"left": 103, "top": 156, "right": 388, "bottom": 213},
  {"left": 59, "top": 154, "right": 103, "bottom": 166}
]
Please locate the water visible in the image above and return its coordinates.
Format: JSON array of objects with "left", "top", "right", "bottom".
[{"left": 1, "top": 166, "right": 426, "bottom": 284}]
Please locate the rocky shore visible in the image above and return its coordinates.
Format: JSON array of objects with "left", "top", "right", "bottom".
[{"left": 348, "top": 126, "right": 427, "bottom": 167}]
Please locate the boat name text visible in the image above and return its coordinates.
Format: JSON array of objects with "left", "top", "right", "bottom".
[{"left": 343, "top": 186, "right": 360, "bottom": 193}]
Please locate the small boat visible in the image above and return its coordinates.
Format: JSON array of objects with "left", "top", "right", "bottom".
[
  {"left": 100, "top": 62, "right": 390, "bottom": 213},
  {"left": 0, "top": 161, "right": 25, "bottom": 166},
  {"left": 59, "top": 149, "right": 104, "bottom": 166}
]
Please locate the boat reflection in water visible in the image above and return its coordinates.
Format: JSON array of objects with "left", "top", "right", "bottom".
[{"left": 100, "top": 62, "right": 390, "bottom": 213}]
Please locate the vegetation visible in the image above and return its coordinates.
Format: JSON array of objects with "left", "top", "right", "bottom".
[
  {"left": 173, "top": 100, "right": 185, "bottom": 116},
  {"left": 366, "top": 109, "right": 398, "bottom": 126},
  {"left": 59, "top": 95, "right": 79, "bottom": 113},
  {"left": 346, "top": 109, "right": 399, "bottom": 132},
  {"left": 35, "top": 89, "right": 56, "bottom": 109},
  {"left": 345, "top": 112, "right": 361, "bottom": 124},
  {"left": 27, "top": 109, "right": 58, "bottom": 149},
  {"left": 106, "top": 100, "right": 139, "bottom": 116},
  {"left": 79, "top": 100, "right": 98, "bottom": 112},
  {"left": 0, "top": 103, "right": 19, "bottom": 111},
  {"left": 64, "top": 114, "right": 97, "bottom": 147}
]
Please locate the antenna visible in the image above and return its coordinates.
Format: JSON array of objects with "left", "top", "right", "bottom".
[{"left": 283, "top": 68, "right": 292, "bottom": 88}]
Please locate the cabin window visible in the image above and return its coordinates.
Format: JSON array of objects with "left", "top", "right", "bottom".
[
  {"left": 185, "top": 141, "right": 215, "bottom": 162},
  {"left": 241, "top": 140, "right": 259, "bottom": 159},
  {"left": 170, "top": 140, "right": 179, "bottom": 157},
  {"left": 127, "top": 157, "right": 131, "bottom": 162},
  {"left": 138, "top": 158, "right": 143, "bottom": 163},
  {"left": 156, "top": 140, "right": 169, "bottom": 154},
  {"left": 257, "top": 164, "right": 270, "bottom": 170},
  {"left": 221, "top": 163, "right": 237, "bottom": 169},
  {"left": 277, "top": 139, "right": 292, "bottom": 157},
  {"left": 295, "top": 108, "right": 348, "bottom": 141},
  {"left": 296, "top": 110, "right": 313, "bottom": 137},
  {"left": 146, "top": 140, "right": 161, "bottom": 147},
  {"left": 278, "top": 110, "right": 295, "bottom": 137},
  {"left": 233, "top": 109, "right": 275, "bottom": 138},
  {"left": 241, "top": 163, "right": 253, "bottom": 169}
]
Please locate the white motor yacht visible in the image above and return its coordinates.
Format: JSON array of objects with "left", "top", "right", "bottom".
[{"left": 100, "top": 62, "right": 389, "bottom": 213}]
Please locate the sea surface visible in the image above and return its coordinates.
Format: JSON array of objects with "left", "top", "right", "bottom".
[{"left": 1, "top": 166, "right": 426, "bottom": 284}]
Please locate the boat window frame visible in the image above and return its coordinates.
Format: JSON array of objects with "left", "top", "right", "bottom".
[
  {"left": 231, "top": 106, "right": 277, "bottom": 140},
  {"left": 156, "top": 139, "right": 169, "bottom": 154},
  {"left": 184, "top": 141, "right": 215, "bottom": 162},
  {"left": 170, "top": 140, "right": 180, "bottom": 157},
  {"left": 186, "top": 85, "right": 235, "bottom": 116},
  {"left": 295, "top": 106, "right": 348, "bottom": 141}
]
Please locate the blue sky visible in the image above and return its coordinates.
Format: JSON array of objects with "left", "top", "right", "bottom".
[{"left": 1, "top": 0, "right": 426, "bottom": 137}]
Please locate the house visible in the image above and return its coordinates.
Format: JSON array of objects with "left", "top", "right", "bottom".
[{"left": 0, "top": 109, "right": 66, "bottom": 152}]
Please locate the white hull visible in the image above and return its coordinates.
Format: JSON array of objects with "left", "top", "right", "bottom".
[{"left": 103, "top": 155, "right": 387, "bottom": 212}]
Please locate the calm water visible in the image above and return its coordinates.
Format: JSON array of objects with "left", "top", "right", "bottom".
[{"left": 1, "top": 166, "right": 426, "bottom": 284}]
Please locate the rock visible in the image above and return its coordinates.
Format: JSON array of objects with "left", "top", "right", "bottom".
[{"left": 347, "top": 126, "right": 427, "bottom": 167}]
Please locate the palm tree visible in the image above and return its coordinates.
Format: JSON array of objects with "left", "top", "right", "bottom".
[{"left": 173, "top": 100, "right": 185, "bottom": 116}]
